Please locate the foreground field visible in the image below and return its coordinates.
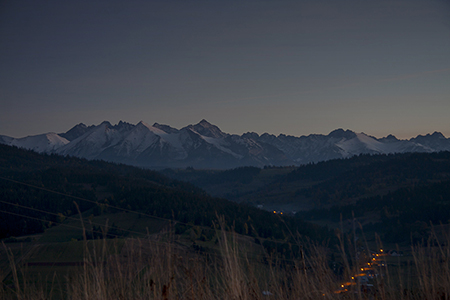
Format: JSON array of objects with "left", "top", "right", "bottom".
[
  {"left": 2, "top": 225, "right": 450, "bottom": 300},
  {"left": 2, "top": 146, "right": 450, "bottom": 299}
]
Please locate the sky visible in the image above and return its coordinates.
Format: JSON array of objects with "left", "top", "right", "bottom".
[{"left": 1, "top": 0, "right": 449, "bottom": 139}]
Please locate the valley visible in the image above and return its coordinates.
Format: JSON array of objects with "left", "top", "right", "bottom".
[{"left": 1, "top": 144, "right": 450, "bottom": 298}]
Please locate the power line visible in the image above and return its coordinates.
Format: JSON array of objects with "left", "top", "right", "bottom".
[
  {"left": 0, "top": 175, "right": 236, "bottom": 239},
  {"left": 0, "top": 209, "right": 112, "bottom": 238},
  {"left": 0, "top": 199, "right": 152, "bottom": 239},
  {"left": 0, "top": 208, "right": 299, "bottom": 265},
  {"left": 0, "top": 176, "right": 182, "bottom": 225},
  {"left": 0, "top": 208, "right": 210, "bottom": 259},
  {"left": 0, "top": 175, "right": 309, "bottom": 255}
]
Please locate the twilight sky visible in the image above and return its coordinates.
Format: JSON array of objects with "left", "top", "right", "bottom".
[{"left": 1, "top": 0, "right": 449, "bottom": 139}]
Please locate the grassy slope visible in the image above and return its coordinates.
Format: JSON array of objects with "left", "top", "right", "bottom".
[
  {"left": 2, "top": 147, "right": 450, "bottom": 298},
  {"left": 0, "top": 144, "right": 334, "bottom": 295}
]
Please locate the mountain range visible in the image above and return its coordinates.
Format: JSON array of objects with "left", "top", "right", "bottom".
[{"left": 1, "top": 120, "right": 450, "bottom": 169}]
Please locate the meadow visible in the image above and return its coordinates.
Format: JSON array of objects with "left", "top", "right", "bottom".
[
  {"left": 2, "top": 220, "right": 450, "bottom": 300},
  {"left": 2, "top": 146, "right": 450, "bottom": 299}
]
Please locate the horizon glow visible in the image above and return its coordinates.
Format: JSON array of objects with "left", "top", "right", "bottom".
[{"left": 1, "top": 0, "right": 449, "bottom": 139}]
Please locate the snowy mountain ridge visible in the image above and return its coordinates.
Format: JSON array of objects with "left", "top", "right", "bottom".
[{"left": 1, "top": 120, "right": 449, "bottom": 169}]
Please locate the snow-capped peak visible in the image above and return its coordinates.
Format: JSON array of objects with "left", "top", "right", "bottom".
[
  {"left": 152, "top": 122, "right": 179, "bottom": 134},
  {"left": 2, "top": 120, "right": 449, "bottom": 168},
  {"left": 10, "top": 133, "right": 69, "bottom": 153},
  {"left": 185, "top": 119, "right": 227, "bottom": 138}
]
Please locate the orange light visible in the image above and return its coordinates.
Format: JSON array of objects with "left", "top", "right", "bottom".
[
  {"left": 380, "top": 249, "right": 383, "bottom": 252},
  {"left": 273, "top": 211, "right": 276, "bottom": 214},
  {"left": 280, "top": 212, "right": 283, "bottom": 215}
]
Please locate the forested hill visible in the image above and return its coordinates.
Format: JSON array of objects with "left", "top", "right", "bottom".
[
  {"left": 165, "top": 152, "right": 450, "bottom": 210},
  {"left": 286, "top": 151, "right": 450, "bottom": 205},
  {"left": 0, "top": 144, "right": 330, "bottom": 243},
  {"left": 162, "top": 151, "right": 450, "bottom": 244}
]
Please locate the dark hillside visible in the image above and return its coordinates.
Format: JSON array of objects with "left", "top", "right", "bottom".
[
  {"left": 0, "top": 144, "right": 330, "bottom": 245},
  {"left": 167, "top": 152, "right": 450, "bottom": 212},
  {"left": 289, "top": 152, "right": 450, "bottom": 207},
  {"left": 299, "top": 179, "right": 450, "bottom": 243},
  {"left": 164, "top": 152, "right": 450, "bottom": 243}
]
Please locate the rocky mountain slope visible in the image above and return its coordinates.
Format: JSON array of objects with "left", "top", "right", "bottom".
[{"left": 1, "top": 120, "right": 449, "bottom": 168}]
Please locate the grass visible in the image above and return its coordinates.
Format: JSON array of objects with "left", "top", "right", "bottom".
[
  {"left": 38, "top": 210, "right": 170, "bottom": 243},
  {"left": 2, "top": 221, "right": 450, "bottom": 299}
]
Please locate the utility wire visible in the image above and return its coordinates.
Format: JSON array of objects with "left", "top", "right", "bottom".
[
  {"left": 0, "top": 175, "right": 308, "bottom": 252},
  {"left": 0, "top": 199, "right": 151, "bottom": 239},
  {"left": 0, "top": 208, "right": 113, "bottom": 239},
  {"left": 0, "top": 176, "right": 182, "bottom": 225},
  {"left": 0, "top": 207, "right": 301, "bottom": 264},
  {"left": 0, "top": 207, "right": 193, "bottom": 250}
]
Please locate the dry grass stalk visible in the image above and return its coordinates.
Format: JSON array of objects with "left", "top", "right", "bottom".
[{"left": 2, "top": 222, "right": 450, "bottom": 299}]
